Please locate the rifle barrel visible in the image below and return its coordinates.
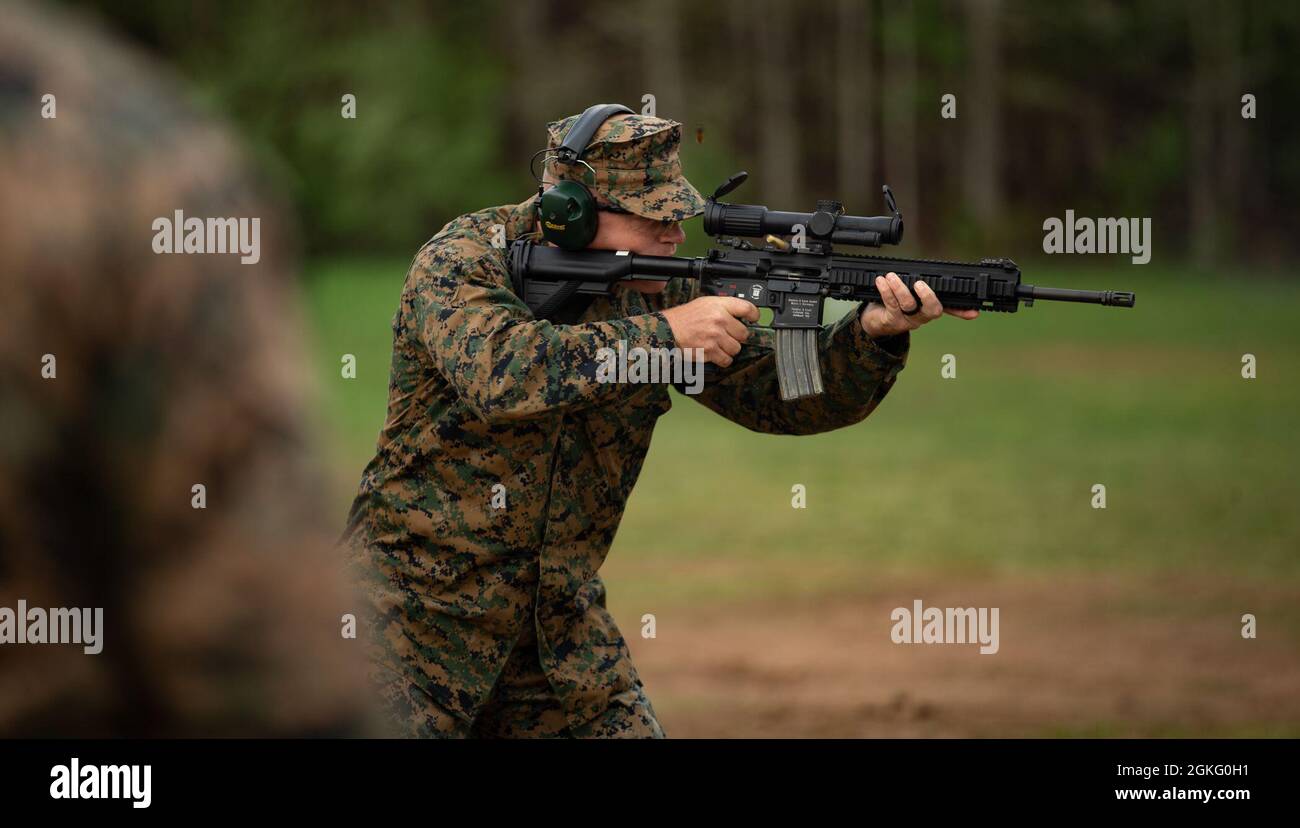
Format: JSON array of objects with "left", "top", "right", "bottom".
[{"left": 1018, "top": 285, "right": 1136, "bottom": 307}]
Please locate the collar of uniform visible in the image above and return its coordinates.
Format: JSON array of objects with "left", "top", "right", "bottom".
[{"left": 507, "top": 194, "right": 543, "bottom": 243}]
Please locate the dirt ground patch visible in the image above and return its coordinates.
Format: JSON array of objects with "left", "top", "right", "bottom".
[{"left": 623, "top": 571, "right": 1300, "bottom": 738}]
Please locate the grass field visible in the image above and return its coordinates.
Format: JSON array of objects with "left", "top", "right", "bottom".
[{"left": 304, "top": 259, "right": 1300, "bottom": 736}]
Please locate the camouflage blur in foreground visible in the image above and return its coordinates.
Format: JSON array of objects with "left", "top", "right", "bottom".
[
  {"left": 343, "top": 111, "right": 913, "bottom": 737},
  {"left": 0, "top": 3, "right": 369, "bottom": 736}
]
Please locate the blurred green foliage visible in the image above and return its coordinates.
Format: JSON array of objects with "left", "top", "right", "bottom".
[
  {"left": 68, "top": 1, "right": 517, "bottom": 251},
  {"left": 63, "top": 0, "right": 1300, "bottom": 264}
]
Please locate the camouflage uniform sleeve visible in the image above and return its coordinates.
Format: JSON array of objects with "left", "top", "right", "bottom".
[
  {"left": 672, "top": 276, "right": 911, "bottom": 433},
  {"left": 406, "top": 241, "right": 679, "bottom": 422}
]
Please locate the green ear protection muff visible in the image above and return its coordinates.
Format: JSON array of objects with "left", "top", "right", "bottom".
[
  {"left": 536, "top": 103, "right": 633, "bottom": 250},
  {"left": 537, "top": 180, "right": 601, "bottom": 251}
]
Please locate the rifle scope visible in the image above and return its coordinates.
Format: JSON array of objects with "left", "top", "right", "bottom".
[{"left": 704, "top": 183, "right": 904, "bottom": 248}]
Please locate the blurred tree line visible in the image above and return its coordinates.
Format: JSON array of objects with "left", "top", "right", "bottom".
[{"left": 66, "top": 0, "right": 1300, "bottom": 268}]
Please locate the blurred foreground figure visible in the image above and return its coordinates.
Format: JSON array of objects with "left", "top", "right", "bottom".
[{"left": 0, "top": 2, "right": 369, "bottom": 736}]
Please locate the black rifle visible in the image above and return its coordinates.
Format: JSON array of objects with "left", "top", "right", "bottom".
[{"left": 508, "top": 172, "right": 1135, "bottom": 401}]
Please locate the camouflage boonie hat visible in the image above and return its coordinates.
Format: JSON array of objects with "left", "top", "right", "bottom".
[{"left": 545, "top": 112, "right": 706, "bottom": 222}]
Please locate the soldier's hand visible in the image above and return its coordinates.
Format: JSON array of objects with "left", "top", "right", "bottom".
[
  {"left": 861, "top": 272, "right": 980, "bottom": 338},
  {"left": 662, "top": 296, "right": 759, "bottom": 367}
]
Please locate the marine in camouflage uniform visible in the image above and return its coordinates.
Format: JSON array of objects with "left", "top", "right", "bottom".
[
  {"left": 343, "top": 111, "right": 911, "bottom": 737},
  {"left": 0, "top": 3, "right": 369, "bottom": 736}
]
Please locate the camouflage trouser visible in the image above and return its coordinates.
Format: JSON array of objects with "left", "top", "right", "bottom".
[{"left": 374, "top": 621, "right": 665, "bottom": 739}]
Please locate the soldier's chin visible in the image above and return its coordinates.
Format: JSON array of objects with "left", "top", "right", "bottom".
[{"left": 620, "top": 279, "right": 668, "bottom": 294}]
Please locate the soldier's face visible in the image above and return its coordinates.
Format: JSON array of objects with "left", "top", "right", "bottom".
[{"left": 589, "top": 211, "right": 686, "bottom": 294}]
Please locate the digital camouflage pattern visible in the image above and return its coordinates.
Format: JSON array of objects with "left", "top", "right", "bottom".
[
  {"left": 0, "top": 3, "right": 369, "bottom": 736},
  {"left": 343, "top": 114, "right": 912, "bottom": 736},
  {"left": 543, "top": 112, "right": 706, "bottom": 222}
]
